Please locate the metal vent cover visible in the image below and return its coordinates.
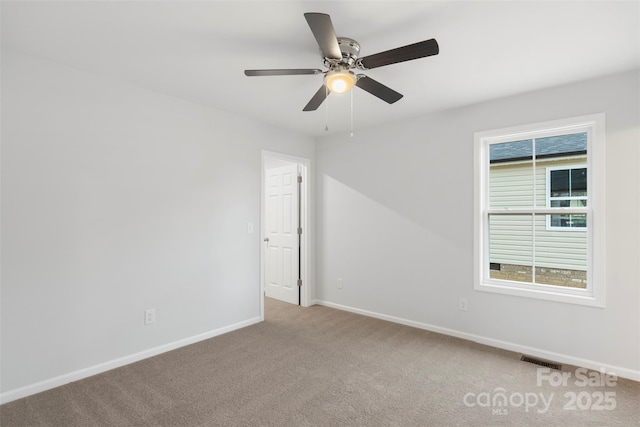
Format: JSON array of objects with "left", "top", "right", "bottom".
[{"left": 520, "top": 355, "right": 562, "bottom": 370}]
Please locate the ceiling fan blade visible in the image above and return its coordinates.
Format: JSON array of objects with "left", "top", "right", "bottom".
[
  {"left": 303, "top": 85, "right": 328, "bottom": 111},
  {"left": 357, "top": 39, "right": 439, "bottom": 70},
  {"left": 245, "top": 69, "right": 323, "bottom": 76},
  {"left": 304, "top": 13, "right": 342, "bottom": 60},
  {"left": 355, "top": 75, "right": 403, "bottom": 104}
]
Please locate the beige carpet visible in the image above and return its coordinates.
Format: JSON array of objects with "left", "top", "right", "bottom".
[{"left": 1, "top": 298, "right": 639, "bottom": 426}]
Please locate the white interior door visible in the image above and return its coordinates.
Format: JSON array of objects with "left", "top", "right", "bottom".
[{"left": 264, "top": 163, "right": 299, "bottom": 305}]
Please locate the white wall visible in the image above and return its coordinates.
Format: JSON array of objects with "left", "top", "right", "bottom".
[
  {"left": 0, "top": 49, "right": 315, "bottom": 399},
  {"left": 316, "top": 69, "right": 640, "bottom": 379}
]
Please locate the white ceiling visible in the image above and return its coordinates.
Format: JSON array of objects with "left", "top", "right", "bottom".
[{"left": 2, "top": 1, "right": 639, "bottom": 137}]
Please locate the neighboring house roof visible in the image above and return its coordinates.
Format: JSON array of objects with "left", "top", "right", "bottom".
[{"left": 490, "top": 132, "right": 587, "bottom": 163}]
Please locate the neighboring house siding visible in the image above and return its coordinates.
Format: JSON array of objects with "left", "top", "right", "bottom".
[{"left": 489, "top": 156, "right": 587, "bottom": 271}]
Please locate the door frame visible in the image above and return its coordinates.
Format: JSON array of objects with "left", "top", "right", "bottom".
[{"left": 260, "top": 150, "right": 313, "bottom": 320}]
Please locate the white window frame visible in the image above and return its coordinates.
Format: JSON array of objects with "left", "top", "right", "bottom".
[
  {"left": 545, "top": 164, "right": 588, "bottom": 231},
  {"left": 473, "top": 113, "right": 606, "bottom": 307}
]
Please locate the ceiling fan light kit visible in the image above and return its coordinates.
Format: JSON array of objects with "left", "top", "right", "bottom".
[
  {"left": 245, "top": 12, "right": 439, "bottom": 116},
  {"left": 325, "top": 69, "right": 357, "bottom": 94}
]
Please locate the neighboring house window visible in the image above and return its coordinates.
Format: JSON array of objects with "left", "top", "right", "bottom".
[
  {"left": 547, "top": 165, "right": 587, "bottom": 230},
  {"left": 474, "top": 114, "right": 605, "bottom": 307}
]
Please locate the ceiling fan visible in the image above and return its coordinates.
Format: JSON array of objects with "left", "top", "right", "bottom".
[{"left": 244, "top": 12, "right": 439, "bottom": 111}]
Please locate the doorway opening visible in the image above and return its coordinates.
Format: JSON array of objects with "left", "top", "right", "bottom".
[{"left": 260, "top": 151, "right": 311, "bottom": 320}]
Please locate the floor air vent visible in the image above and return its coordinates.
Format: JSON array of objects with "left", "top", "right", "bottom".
[{"left": 520, "top": 355, "right": 562, "bottom": 370}]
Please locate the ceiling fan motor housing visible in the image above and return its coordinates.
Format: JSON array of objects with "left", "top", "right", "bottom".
[{"left": 324, "top": 37, "right": 360, "bottom": 70}]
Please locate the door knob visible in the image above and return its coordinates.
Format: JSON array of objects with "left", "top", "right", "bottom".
[{"left": 264, "top": 237, "right": 269, "bottom": 242}]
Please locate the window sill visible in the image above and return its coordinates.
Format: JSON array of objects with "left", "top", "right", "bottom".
[{"left": 475, "top": 279, "right": 605, "bottom": 308}]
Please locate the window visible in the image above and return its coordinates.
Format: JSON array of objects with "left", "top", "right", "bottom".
[
  {"left": 474, "top": 114, "right": 605, "bottom": 307},
  {"left": 547, "top": 165, "right": 587, "bottom": 230}
]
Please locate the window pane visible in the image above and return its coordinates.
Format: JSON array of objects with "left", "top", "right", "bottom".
[
  {"left": 488, "top": 214, "right": 533, "bottom": 283},
  {"left": 571, "top": 168, "right": 587, "bottom": 196},
  {"left": 535, "top": 132, "right": 587, "bottom": 158},
  {"left": 489, "top": 140, "right": 534, "bottom": 209},
  {"left": 550, "top": 214, "right": 570, "bottom": 227},
  {"left": 550, "top": 199, "right": 587, "bottom": 208},
  {"left": 535, "top": 213, "right": 587, "bottom": 288},
  {"left": 550, "top": 169, "right": 570, "bottom": 197},
  {"left": 490, "top": 139, "right": 532, "bottom": 163},
  {"left": 549, "top": 213, "right": 586, "bottom": 228},
  {"left": 569, "top": 214, "right": 587, "bottom": 227}
]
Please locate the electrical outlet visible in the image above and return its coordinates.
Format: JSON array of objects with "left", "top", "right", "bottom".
[
  {"left": 145, "top": 308, "right": 156, "bottom": 325},
  {"left": 337, "top": 278, "right": 343, "bottom": 289},
  {"left": 459, "top": 298, "right": 468, "bottom": 312}
]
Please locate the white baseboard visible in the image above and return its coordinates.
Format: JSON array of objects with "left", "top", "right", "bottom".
[
  {"left": 314, "top": 300, "right": 640, "bottom": 382},
  {"left": 0, "top": 316, "right": 261, "bottom": 405}
]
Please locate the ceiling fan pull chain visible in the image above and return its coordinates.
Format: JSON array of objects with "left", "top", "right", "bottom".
[
  {"left": 350, "top": 89, "right": 354, "bottom": 138},
  {"left": 325, "top": 85, "right": 329, "bottom": 131}
]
